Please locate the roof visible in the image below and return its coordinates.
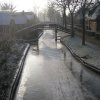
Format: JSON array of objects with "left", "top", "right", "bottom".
[
  {"left": 0, "top": 11, "right": 35, "bottom": 25},
  {"left": 89, "top": 2, "right": 100, "bottom": 16},
  {"left": 23, "top": 12, "right": 35, "bottom": 21},
  {"left": 74, "top": 6, "right": 90, "bottom": 20},
  {"left": 75, "top": 2, "right": 100, "bottom": 21},
  {"left": 88, "top": 2, "right": 100, "bottom": 20}
]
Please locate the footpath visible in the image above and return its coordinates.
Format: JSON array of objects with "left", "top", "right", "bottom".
[{"left": 61, "top": 35, "right": 100, "bottom": 73}]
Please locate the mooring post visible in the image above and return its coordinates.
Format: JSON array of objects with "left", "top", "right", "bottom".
[
  {"left": 55, "top": 27, "right": 57, "bottom": 42},
  {"left": 37, "top": 42, "right": 38, "bottom": 50},
  {"left": 80, "top": 69, "right": 84, "bottom": 83}
]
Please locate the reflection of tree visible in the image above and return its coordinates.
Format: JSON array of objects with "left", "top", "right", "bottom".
[
  {"left": 50, "top": 0, "right": 68, "bottom": 28},
  {"left": 38, "top": 9, "right": 48, "bottom": 22},
  {"left": 0, "top": 3, "right": 16, "bottom": 12},
  {"left": 47, "top": 4, "right": 62, "bottom": 25},
  {"left": 33, "top": 5, "right": 39, "bottom": 16},
  {"left": 43, "top": 9, "right": 47, "bottom": 22}
]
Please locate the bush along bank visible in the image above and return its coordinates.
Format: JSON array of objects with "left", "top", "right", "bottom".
[{"left": 0, "top": 41, "right": 28, "bottom": 100}]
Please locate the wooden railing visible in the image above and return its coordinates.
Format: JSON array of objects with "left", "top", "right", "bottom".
[{"left": 15, "top": 23, "right": 70, "bottom": 43}]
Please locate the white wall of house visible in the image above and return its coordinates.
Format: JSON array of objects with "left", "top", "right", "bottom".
[
  {"left": 0, "top": 11, "right": 35, "bottom": 26},
  {"left": 0, "top": 12, "right": 12, "bottom": 25},
  {"left": 12, "top": 14, "right": 27, "bottom": 25}
]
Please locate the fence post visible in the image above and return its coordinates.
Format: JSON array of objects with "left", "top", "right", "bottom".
[
  {"left": 80, "top": 69, "right": 84, "bottom": 83},
  {"left": 55, "top": 27, "right": 57, "bottom": 42}
]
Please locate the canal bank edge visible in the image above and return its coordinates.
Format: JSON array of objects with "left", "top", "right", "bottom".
[
  {"left": 60, "top": 36, "right": 100, "bottom": 74},
  {"left": 7, "top": 44, "right": 30, "bottom": 100}
]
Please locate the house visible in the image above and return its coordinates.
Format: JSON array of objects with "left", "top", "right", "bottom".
[
  {"left": 12, "top": 12, "right": 28, "bottom": 31},
  {"left": 0, "top": 11, "right": 12, "bottom": 32},
  {"left": 74, "top": 1, "right": 100, "bottom": 37},
  {"left": 87, "top": 1, "right": 100, "bottom": 33},
  {"left": 0, "top": 11, "right": 36, "bottom": 32},
  {"left": 24, "top": 12, "right": 37, "bottom": 25}
]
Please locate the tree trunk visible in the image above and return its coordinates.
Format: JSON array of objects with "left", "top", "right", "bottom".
[
  {"left": 63, "top": 7, "right": 67, "bottom": 29},
  {"left": 71, "top": 13, "right": 74, "bottom": 37},
  {"left": 82, "top": 6, "right": 86, "bottom": 45}
]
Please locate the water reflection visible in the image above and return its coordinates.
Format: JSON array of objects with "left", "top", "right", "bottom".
[
  {"left": 63, "top": 44, "right": 100, "bottom": 99},
  {"left": 15, "top": 30, "right": 98, "bottom": 100}
]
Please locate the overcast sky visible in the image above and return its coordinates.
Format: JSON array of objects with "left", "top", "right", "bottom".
[{"left": 0, "top": 0, "right": 48, "bottom": 12}]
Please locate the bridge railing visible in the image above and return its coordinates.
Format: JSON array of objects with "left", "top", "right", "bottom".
[
  {"left": 15, "top": 26, "right": 43, "bottom": 45},
  {"left": 15, "top": 23, "right": 70, "bottom": 44}
]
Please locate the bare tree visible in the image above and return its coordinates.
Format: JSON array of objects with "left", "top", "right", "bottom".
[
  {"left": 0, "top": 3, "right": 16, "bottom": 12},
  {"left": 50, "top": 0, "right": 68, "bottom": 28},
  {"left": 79, "top": 0, "right": 93, "bottom": 45},
  {"left": 47, "top": 4, "right": 62, "bottom": 24},
  {"left": 47, "top": 4, "right": 55, "bottom": 22},
  {"left": 67, "top": 0, "right": 79, "bottom": 37}
]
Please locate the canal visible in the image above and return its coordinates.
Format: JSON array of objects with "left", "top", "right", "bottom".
[{"left": 14, "top": 30, "right": 98, "bottom": 100}]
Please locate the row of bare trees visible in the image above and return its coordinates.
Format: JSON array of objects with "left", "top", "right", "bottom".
[
  {"left": 47, "top": 4, "right": 62, "bottom": 25},
  {"left": 49, "top": 0, "right": 95, "bottom": 45}
]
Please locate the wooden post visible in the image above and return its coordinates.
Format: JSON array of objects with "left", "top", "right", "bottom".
[
  {"left": 55, "top": 28, "right": 57, "bottom": 42},
  {"left": 37, "top": 40, "right": 39, "bottom": 51},
  {"left": 80, "top": 69, "right": 83, "bottom": 83}
]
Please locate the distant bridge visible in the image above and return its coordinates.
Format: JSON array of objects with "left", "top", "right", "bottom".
[
  {"left": 15, "top": 22, "right": 70, "bottom": 45},
  {"left": 17, "top": 22, "right": 68, "bottom": 33}
]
